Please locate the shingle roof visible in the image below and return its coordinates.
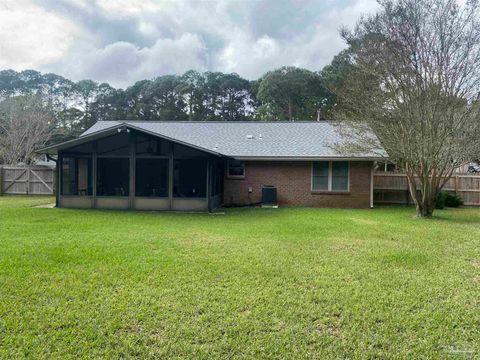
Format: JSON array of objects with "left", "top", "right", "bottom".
[{"left": 43, "top": 121, "right": 385, "bottom": 159}]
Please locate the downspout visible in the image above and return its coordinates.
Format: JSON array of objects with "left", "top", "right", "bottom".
[{"left": 370, "top": 162, "right": 375, "bottom": 209}]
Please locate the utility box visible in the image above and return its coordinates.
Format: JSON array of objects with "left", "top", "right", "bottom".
[{"left": 262, "top": 185, "right": 277, "bottom": 207}]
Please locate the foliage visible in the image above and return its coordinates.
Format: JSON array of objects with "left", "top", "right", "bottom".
[
  {"left": 447, "top": 192, "right": 463, "bottom": 208},
  {"left": 435, "top": 191, "right": 447, "bottom": 209},
  {"left": 0, "top": 198, "right": 479, "bottom": 357},
  {"left": 0, "top": 61, "right": 348, "bottom": 142},
  {"left": 436, "top": 191, "right": 464, "bottom": 209},
  {"left": 256, "top": 66, "right": 327, "bottom": 121},
  {"left": 0, "top": 95, "right": 53, "bottom": 164},
  {"left": 333, "top": 0, "right": 480, "bottom": 217}
]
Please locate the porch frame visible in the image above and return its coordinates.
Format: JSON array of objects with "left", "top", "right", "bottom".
[{"left": 57, "top": 129, "right": 224, "bottom": 212}]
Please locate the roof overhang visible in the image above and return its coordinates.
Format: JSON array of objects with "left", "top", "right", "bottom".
[
  {"left": 231, "top": 156, "right": 386, "bottom": 161},
  {"left": 38, "top": 122, "right": 224, "bottom": 157}
]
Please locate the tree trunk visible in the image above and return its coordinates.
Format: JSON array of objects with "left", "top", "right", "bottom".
[
  {"left": 415, "top": 200, "right": 435, "bottom": 218},
  {"left": 405, "top": 169, "right": 436, "bottom": 218},
  {"left": 288, "top": 101, "right": 292, "bottom": 121}
]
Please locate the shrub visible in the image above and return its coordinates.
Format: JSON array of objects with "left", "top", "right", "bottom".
[
  {"left": 436, "top": 192, "right": 446, "bottom": 209},
  {"left": 445, "top": 192, "right": 464, "bottom": 207},
  {"left": 436, "top": 191, "right": 463, "bottom": 209}
]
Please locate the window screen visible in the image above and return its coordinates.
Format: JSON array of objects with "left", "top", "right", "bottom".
[
  {"left": 97, "top": 158, "right": 130, "bottom": 196},
  {"left": 97, "top": 133, "right": 130, "bottom": 156},
  {"left": 61, "top": 157, "right": 92, "bottom": 196},
  {"left": 331, "top": 162, "right": 349, "bottom": 191},
  {"left": 173, "top": 159, "right": 207, "bottom": 198},
  {"left": 312, "top": 162, "right": 329, "bottom": 190},
  {"left": 62, "top": 157, "right": 76, "bottom": 195},
  {"left": 312, "top": 161, "right": 349, "bottom": 192},
  {"left": 228, "top": 160, "right": 245, "bottom": 177},
  {"left": 136, "top": 135, "right": 169, "bottom": 156},
  {"left": 135, "top": 158, "right": 169, "bottom": 197}
]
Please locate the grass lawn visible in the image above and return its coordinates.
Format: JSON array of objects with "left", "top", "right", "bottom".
[{"left": 0, "top": 196, "right": 479, "bottom": 358}]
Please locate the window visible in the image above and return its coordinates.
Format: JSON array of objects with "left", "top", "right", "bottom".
[
  {"left": 61, "top": 157, "right": 92, "bottom": 196},
  {"left": 135, "top": 159, "right": 169, "bottom": 197},
  {"left": 173, "top": 159, "right": 207, "bottom": 198},
  {"left": 312, "top": 161, "right": 349, "bottom": 192},
  {"left": 97, "top": 158, "right": 130, "bottom": 196},
  {"left": 227, "top": 160, "right": 245, "bottom": 178},
  {"left": 312, "top": 161, "right": 329, "bottom": 190}
]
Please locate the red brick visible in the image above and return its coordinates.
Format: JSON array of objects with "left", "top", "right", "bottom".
[{"left": 223, "top": 161, "right": 373, "bottom": 208}]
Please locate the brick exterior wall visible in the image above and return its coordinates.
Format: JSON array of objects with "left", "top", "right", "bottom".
[{"left": 223, "top": 161, "right": 373, "bottom": 208}]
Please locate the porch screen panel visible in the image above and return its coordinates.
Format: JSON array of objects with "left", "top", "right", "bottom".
[
  {"left": 173, "top": 159, "right": 207, "bottom": 198},
  {"left": 62, "top": 157, "right": 77, "bottom": 195},
  {"left": 61, "top": 157, "right": 92, "bottom": 195},
  {"left": 135, "top": 159, "right": 169, "bottom": 197},
  {"left": 136, "top": 135, "right": 169, "bottom": 156},
  {"left": 97, "top": 158, "right": 130, "bottom": 196},
  {"left": 97, "top": 133, "right": 129, "bottom": 156}
]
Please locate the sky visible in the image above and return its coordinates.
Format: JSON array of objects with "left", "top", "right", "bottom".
[{"left": 0, "top": 0, "right": 379, "bottom": 89}]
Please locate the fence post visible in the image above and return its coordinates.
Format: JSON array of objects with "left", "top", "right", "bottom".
[
  {"left": 454, "top": 175, "right": 458, "bottom": 195},
  {"left": 26, "top": 166, "right": 30, "bottom": 195},
  {"left": 53, "top": 168, "right": 57, "bottom": 196},
  {"left": 0, "top": 166, "right": 3, "bottom": 196}
]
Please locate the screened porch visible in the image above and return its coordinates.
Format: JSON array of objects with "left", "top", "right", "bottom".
[{"left": 58, "top": 129, "right": 224, "bottom": 211}]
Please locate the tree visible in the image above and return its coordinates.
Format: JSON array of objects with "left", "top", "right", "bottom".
[
  {"left": 176, "top": 70, "right": 207, "bottom": 121},
  {"left": 257, "top": 66, "right": 325, "bottom": 121},
  {"left": 319, "top": 49, "right": 357, "bottom": 118},
  {"left": 146, "top": 75, "right": 188, "bottom": 121},
  {"left": 0, "top": 96, "right": 53, "bottom": 165},
  {"left": 203, "top": 72, "right": 253, "bottom": 121},
  {"left": 333, "top": 0, "right": 480, "bottom": 217},
  {"left": 75, "top": 80, "right": 99, "bottom": 130}
]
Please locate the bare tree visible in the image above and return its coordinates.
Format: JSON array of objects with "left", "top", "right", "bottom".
[
  {"left": 334, "top": 0, "right": 480, "bottom": 217},
  {"left": 0, "top": 96, "right": 53, "bottom": 165}
]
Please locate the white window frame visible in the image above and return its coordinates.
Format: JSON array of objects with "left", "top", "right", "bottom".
[
  {"left": 311, "top": 161, "right": 350, "bottom": 192},
  {"left": 227, "top": 160, "right": 245, "bottom": 179}
]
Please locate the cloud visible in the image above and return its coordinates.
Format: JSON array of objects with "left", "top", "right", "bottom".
[
  {"left": 0, "top": 0, "right": 76, "bottom": 69},
  {"left": 1, "top": 0, "right": 379, "bottom": 87},
  {"left": 54, "top": 34, "right": 208, "bottom": 88}
]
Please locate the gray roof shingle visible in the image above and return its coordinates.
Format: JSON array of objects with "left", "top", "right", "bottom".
[{"left": 45, "top": 121, "right": 384, "bottom": 159}]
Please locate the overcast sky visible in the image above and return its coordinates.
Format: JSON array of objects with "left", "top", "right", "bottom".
[{"left": 0, "top": 0, "right": 378, "bottom": 88}]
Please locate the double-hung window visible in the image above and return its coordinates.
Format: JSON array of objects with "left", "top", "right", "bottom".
[
  {"left": 312, "top": 161, "right": 349, "bottom": 192},
  {"left": 227, "top": 160, "right": 245, "bottom": 178}
]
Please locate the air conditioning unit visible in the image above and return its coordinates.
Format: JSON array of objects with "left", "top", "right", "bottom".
[{"left": 262, "top": 185, "right": 278, "bottom": 208}]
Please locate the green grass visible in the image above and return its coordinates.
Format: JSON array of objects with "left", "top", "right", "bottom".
[{"left": 0, "top": 196, "right": 479, "bottom": 359}]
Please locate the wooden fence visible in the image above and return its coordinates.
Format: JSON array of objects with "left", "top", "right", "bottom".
[
  {"left": 0, "top": 166, "right": 55, "bottom": 196},
  {"left": 374, "top": 173, "right": 480, "bottom": 206}
]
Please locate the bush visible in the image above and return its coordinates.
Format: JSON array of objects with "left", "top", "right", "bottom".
[
  {"left": 436, "top": 191, "right": 463, "bottom": 209},
  {"left": 445, "top": 192, "right": 464, "bottom": 207},
  {"left": 436, "top": 192, "right": 446, "bottom": 209}
]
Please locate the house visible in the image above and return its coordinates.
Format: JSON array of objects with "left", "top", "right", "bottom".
[{"left": 40, "top": 121, "right": 384, "bottom": 211}]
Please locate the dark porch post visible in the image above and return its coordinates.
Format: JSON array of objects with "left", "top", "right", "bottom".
[
  {"left": 129, "top": 132, "right": 135, "bottom": 209},
  {"left": 168, "top": 142, "right": 174, "bottom": 210},
  {"left": 56, "top": 154, "right": 62, "bottom": 208},
  {"left": 92, "top": 141, "right": 97, "bottom": 209},
  {"left": 207, "top": 159, "right": 212, "bottom": 212}
]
